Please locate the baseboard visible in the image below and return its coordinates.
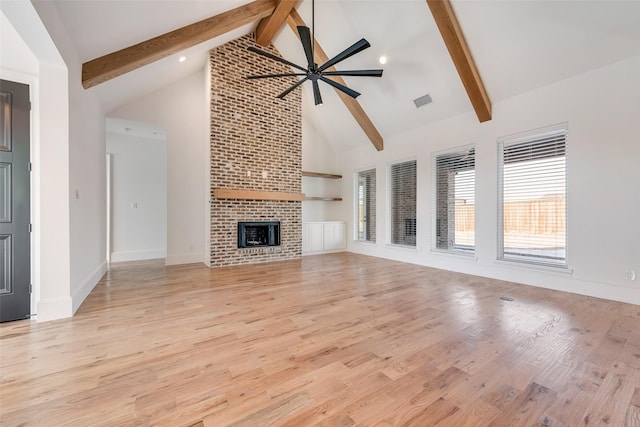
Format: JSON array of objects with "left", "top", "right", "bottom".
[
  {"left": 110, "top": 250, "right": 166, "bottom": 263},
  {"left": 302, "top": 249, "right": 346, "bottom": 256},
  {"left": 72, "top": 260, "right": 108, "bottom": 314},
  {"left": 37, "top": 297, "right": 73, "bottom": 322},
  {"left": 165, "top": 252, "right": 204, "bottom": 266},
  {"left": 510, "top": 274, "right": 640, "bottom": 306}
]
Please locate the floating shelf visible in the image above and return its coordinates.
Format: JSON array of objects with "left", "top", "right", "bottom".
[
  {"left": 305, "top": 197, "right": 343, "bottom": 201},
  {"left": 302, "top": 171, "right": 342, "bottom": 201},
  {"left": 302, "top": 171, "right": 342, "bottom": 179},
  {"left": 213, "top": 188, "right": 306, "bottom": 202}
]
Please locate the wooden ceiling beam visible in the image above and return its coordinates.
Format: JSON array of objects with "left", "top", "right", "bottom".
[
  {"left": 255, "top": 0, "right": 297, "bottom": 47},
  {"left": 286, "top": 8, "right": 384, "bottom": 151},
  {"left": 82, "top": 0, "right": 277, "bottom": 89},
  {"left": 426, "top": 0, "right": 492, "bottom": 122}
]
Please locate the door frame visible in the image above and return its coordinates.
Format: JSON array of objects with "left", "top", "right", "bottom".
[
  {"left": 2, "top": 0, "right": 73, "bottom": 322},
  {"left": 0, "top": 73, "right": 36, "bottom": 317}
]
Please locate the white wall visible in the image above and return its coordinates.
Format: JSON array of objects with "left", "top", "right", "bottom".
[
  {"left": 110, "top": 70, "right": 207, "bottom": 265},
  {"left": 1, "top": 13, "right": 38, "bottom": 73},
  {"left": 203, "top": 60, "right": 212, "bottom": 267},
  {"left": 107, "top": 131, "right": 167, "bottom": 262},
  {"left": 30, "top": 0, "right": 108, "bottom": 318},
  {"left": 338, "top": 55, "right": 640, "bottom": 305}
]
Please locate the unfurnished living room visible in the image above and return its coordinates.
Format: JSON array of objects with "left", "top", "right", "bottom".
[{"left": 1, "top": 0, "right": 639, "bottom": 425}]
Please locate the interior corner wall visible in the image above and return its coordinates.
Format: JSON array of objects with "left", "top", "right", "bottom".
[
  {"left": 203, "top": 60, "right": 212, "bottom": 267},
  {"left": 338, "top": 55, "right": 640, "bottom": 306},
  {"left": 26, "top": 0, "right": 108, "bottom": 319},
  {"left": 110, "top": 69, "right": 207, "bottom": 266}
]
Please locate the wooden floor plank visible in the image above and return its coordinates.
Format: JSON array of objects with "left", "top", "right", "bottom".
[
  {"left": 488, "top": 381, "right": 558, "bottom": 426},
  {"left": 1, "top": 253, "right": 639, "bottom": 426},
  {"left": 627, "top": 405, "right": 640, "bottom": 427}
]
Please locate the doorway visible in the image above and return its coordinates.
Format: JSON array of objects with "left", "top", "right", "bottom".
[{"left": 105, "top": 118, "right": 167, "bottom": 264}]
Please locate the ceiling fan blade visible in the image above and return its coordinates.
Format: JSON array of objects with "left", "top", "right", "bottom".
[
  {"left": 322, "top": 69, "right": 383, "bottom": 77},
  {"left": 319, "top": 76, "right": 361, "bottom": 99},
  {"left": 317, "top": 38, "right": 371, "bottom": 72},
  {"left": 297, "top": 26, "right": 315, "bottom": 71},
  {"left": 247, "top": 46, "right": 307, "bottom": 73},
  {"left": 312, "top": 80, "right": 323, "bottom": 105},
  {"left": 247, "top": 73, "right": 307, "bottom": 79},
  {"left": 277, "top": 76, "right": 309, "bottom": 99}
]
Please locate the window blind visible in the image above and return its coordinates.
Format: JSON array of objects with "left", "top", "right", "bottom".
[
  {"left": 356, "top": 169, "right": 376, "bottom": 242},
  {"left": 498, "top": 126, "right": 567, "bottom": 266},
  {"left": 390, "top": 160, "right": 416, "bottom": 246},
  {"left": 433, "top": 147, "right": 475, "bottom": 253}
]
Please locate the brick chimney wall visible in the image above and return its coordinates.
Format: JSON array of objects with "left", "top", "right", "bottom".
[{"left": 209, "top": 33, "right": 302, "bottom": 267}]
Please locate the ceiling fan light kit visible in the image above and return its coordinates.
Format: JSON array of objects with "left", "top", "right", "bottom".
[{"left": 247, "top": 0, "right": 383, "bottom": 106}]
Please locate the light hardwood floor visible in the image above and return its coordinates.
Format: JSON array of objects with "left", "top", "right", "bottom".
[{"left": 1, "top": 253, "right": 640, "bottom": 426}]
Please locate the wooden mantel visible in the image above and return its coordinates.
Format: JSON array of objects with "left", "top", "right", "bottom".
[{"left": 213, "top": 188, "right": 306, "bottom": 201}]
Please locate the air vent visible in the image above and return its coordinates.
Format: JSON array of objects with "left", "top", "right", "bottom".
[{"left": 413, "top": 94, "right": 432, "bottom": 108}]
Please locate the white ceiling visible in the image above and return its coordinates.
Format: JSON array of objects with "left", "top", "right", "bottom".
[{"left": 48, "top": 0, "right": 640, "bottom": 151}]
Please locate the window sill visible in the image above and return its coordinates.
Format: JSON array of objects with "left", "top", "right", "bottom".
[
  {"left": 385, "top": 243, "right": 418, "bottom": 252},
  {"left": 494, "top": 258, "right": 574, "bottom": 274},
  {"left": 353, "top": 240, "right": 376, "bottom": 245},
  {"left": 430, "top": 249, "right": 477, "bottom": 260}
]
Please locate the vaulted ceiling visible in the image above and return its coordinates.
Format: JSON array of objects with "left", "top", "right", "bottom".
[{"left": 48, "top": 0, "right": 640, "bottom": 152}]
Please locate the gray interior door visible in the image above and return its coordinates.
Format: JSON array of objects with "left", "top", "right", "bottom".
[{"left": 0, "top": 79, "right": 31, "bottom": 322}]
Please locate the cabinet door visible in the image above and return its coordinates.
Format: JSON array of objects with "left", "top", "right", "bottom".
[
  {"left": 323, "top": 222, "right": 347, "bottom": 250},
  {"left": 303, "top": 223, "right": 324, "bottom": 252}
]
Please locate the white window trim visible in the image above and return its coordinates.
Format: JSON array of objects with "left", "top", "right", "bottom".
[
  {"left": 497, "top": 122, "right": 569, "bottom": 269},
  {"left": 494, "top": 259, "right": 574, "bottom": 275}
]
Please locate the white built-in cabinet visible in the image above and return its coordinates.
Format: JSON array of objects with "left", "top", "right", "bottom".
[{"left": 302, "top": 221, "right": 347, "bottom": 254}]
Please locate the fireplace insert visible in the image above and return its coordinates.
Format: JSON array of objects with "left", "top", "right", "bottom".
[{"left": 237, "top": 221, "right": 280, "bottom": 248}]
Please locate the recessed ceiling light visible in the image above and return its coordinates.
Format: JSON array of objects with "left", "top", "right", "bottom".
[
  {"left": 179, "top": 56, "right": 186, "bottom": 63},
  {"left": 379, "top": 56, "right": 387, "bottom": 65}
]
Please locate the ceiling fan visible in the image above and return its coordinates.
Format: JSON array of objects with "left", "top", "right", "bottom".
[{"left": 246, "top": 0, "right": 383, "bottom": 105}]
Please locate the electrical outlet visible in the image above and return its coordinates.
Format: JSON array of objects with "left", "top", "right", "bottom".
[{"left": 625, "top": 270, "right": 637, "bottom": 281}]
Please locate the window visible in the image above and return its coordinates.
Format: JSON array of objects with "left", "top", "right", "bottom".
[
  {"left": 356, "top": 169, "right": 376, "bottom": 242},
  {"left": 433, "top": 146, "right": 475, "bottom": 253},
  {"left": 498, "top": 124, "right": 567, "bottom": 267},
  {"left": 389, "top": 160, "right": 416, "bottom": 246}
]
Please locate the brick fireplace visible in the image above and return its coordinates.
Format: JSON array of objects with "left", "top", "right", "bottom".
[{"left": 209, "top": 34, "right": 302, "bottom": 267}]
